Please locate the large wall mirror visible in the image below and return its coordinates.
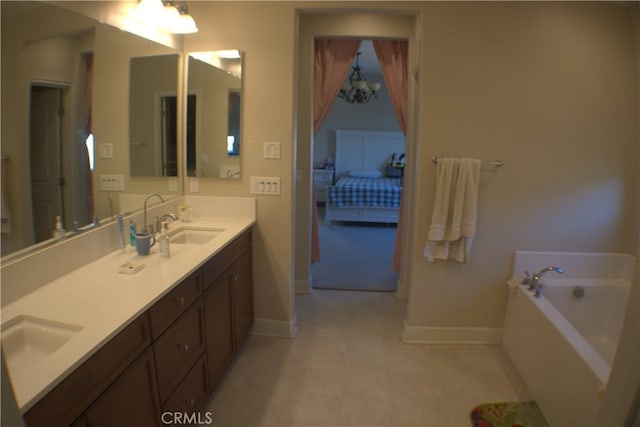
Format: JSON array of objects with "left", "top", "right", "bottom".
[
  {"left": 187, "top": 51, "right": 243, "bottom": 179},
  {"left": 129, "top": 54, "right": 180, "bottom": 177},
  {"left": 1, "top": 1, "right": 182, "bottom": 258}
]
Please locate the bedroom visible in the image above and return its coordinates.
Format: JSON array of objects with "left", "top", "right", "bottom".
[{"left": 311, "top": 39, "right": 404, "bottom": 292}]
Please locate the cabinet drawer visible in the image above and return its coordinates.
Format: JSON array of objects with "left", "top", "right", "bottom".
[
  {"left": 154, "top": 299, "right": 206, "bottom": 402},
  {"left": 149, "top": 269, "right": 202, "bottom": 339},
  {"left": 162, "top": 355, "right": 209, "bottom": 421},
  {"left": 202, "top": 230, "right": 251, "bottom": 289},
  {"left": 84, "top": 347, "right": 162, "bottom": 427},
  {"left": 24, "top": 314, "right": 151, "bottom": 427}
]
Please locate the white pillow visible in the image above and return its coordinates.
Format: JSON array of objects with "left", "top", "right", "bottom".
[{"left": 349, "top": 170, "right": 383, "bottom": 178}]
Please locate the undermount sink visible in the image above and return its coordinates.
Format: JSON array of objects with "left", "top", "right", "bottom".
[
  {"left": 2, "top": 316, "right": 82, "bottom": 372},
  {"left": 169, "top": 227, "right": 223, "bottom": 245}
]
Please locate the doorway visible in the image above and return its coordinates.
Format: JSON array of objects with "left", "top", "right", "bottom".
[
  {"left": 294, "top": 11, "right": 418, "bottom": 301},
  {"left": 311, "top": 39, "right": 402, "bottom": 292},
  {"left": 29, "top": 85, "right": 67, "bottom": 243}
]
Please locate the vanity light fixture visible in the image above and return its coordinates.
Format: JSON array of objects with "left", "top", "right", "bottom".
[
  {"left": 337, "top": 52, "right": 381, "bottom": 104},
  {"left": 136, "top": 0, "right": 198, "bottom": 34},
  {"left": 171, "top": 2, "right": 198, "bottom": 34}
]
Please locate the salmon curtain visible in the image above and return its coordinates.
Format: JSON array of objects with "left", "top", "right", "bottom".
[
  {"left": 311, "top": 39, "right": 361, "bottom": 264},
  {"left": 373, "top": 40, "right": 409, "bottom": 272}
]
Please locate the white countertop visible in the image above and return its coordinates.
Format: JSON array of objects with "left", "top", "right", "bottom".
[{"left": 2, "top": 216, "right": 254, "bottom": 412}]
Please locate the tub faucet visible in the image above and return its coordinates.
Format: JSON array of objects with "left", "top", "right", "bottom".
[{"left": 525, "top": 266, "right": 564, "bottom": 297}]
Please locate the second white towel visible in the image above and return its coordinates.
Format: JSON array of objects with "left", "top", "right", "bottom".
[{"left": 424, "top": 157, "right": 481, "bottom": 263}]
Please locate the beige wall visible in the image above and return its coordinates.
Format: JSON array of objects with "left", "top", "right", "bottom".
[
  {"left": 407, "top": 1, "right": 638, "bottom": 330},
  {"left": 182, "top": 0, "right": 638, "bottom": 335},
  {"left": 184, "top": 2, "right": 298, "bottom": 324}
]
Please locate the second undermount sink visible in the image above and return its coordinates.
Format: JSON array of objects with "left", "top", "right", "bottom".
[
  {"left": 169, "top": 227, "right": 223, "bottom": 246},
  {"left": 2, "top": 316, "right": 82, "bottom": 372}
]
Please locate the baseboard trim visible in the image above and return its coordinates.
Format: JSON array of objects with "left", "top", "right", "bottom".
[
  {"left": 295, "top": 276, "right": 311, "bottom": 294},
  {"left": 251, "top": 316, "right": 298, "bottom": 338},
  {"left": 403, "top": 323, "right": 503, "bottom": 344}
]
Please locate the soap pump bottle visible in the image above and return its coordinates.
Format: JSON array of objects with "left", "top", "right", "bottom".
[
  {"left": 53, "top": 216, "right": 66, "bottom": 239},
  {"left": 158, "top": 221, "right": 170, "bottom": 258}
]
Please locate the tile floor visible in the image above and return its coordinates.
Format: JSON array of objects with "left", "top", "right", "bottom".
[{"left": 206, "top": 290, "right": 531, "bottom": 427}]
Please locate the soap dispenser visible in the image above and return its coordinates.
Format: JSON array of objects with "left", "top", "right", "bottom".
[
  {"left": 53, "top": 216, "right": 66, "bottom": 239},
  {"left": 158, "top": 221, "right": 170, "bottom": 258}
]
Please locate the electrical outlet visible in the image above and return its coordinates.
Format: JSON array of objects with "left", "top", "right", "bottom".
[{"left": 250, "top": 176, "right": 280, "bottom": 195}]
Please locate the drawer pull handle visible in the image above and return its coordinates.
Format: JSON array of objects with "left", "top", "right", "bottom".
[
  {"left": 175, "top": 297, "right": 185, "bottom": 305},
  {"left": 177, "top": 344, "right": 190, "bottom": 352},
  {"left": 232, "top": 273, "right": 240, "bottom": 282},
  {"left": 186, "top": 399, "right": 196, "bottom": 407}
]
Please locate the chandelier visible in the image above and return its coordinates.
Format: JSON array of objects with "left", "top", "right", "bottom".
[{"left": 337, "top": 52, "right": 381, "bottom": 104}]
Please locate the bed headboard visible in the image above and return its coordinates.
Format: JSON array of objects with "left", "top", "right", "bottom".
[{"left": 334, "top": 130, "right": 405, "bottom": 180}]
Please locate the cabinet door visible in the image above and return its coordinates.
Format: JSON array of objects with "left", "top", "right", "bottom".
[
  {"left": 154, "top": 299, "right": 206, "bottom": 402},
  {"left": 232, "top": 249, "right": 254, "bottom": 350},
  {"left": 84, "top": 347, "right": 161, "bottom": 427},
  {"left": 204, "top": 270, "right": 234, "bottom": 388}
]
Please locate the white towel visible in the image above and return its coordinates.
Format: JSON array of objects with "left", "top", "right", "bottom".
[{"left": 424, "top": 157, "right": 481, "bottom": 263}]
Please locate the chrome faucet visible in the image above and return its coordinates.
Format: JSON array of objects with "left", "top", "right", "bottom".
[
  {"left": 522, "top": 266, "right": 564, "bottom": 297},
  {"left": 155, "top": 213, "right": 178, "bottom": 234},
  {"left": 143, "top": 193, "right": 164, "bottom": 233}
]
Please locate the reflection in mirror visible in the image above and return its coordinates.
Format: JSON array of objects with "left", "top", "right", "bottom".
[
  {"left": 187, "top": 50, "right": 243, "bottom": 179},
  {"left": 1, "top": 2, "right": 182, "bottom": 259},
  {"left": 129, "top": 54, "right": 179, "bottom": 177}
]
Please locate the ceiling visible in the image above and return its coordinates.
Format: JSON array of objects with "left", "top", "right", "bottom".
[{"left": 356, "top": 40, "right": 382, "bottom": 75}]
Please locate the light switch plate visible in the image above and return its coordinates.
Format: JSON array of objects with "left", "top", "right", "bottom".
[
  {"left": 189, "top": 177, "right": 199, "bottom": 192},
  {"left": 250, "top": 176, "right": 280, "bottom": 195},
  {"left": 168, "top": 177, "right": 178, "bottom": 192},
  {"left": 263, "top": 141, "right": 281, "bottom": 159},
  {"left": 99, "top": 143, "right": 113, "bottom": 158}
]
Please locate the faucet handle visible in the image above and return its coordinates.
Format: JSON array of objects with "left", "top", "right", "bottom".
[{"left": 521, "top": 270, "right": 531, "bottom": 285}]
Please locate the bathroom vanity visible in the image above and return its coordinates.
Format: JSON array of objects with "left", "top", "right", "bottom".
[{"left": 1, "top": 199, "right": 255, "bottom": 426}]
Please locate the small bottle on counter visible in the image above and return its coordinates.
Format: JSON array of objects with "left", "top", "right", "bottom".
[
  {"left": 53, "top": 216, "right": 66, "bottom": 239},
  {"left": 158, "top": 221, "right": 170, "bottom": 258}
]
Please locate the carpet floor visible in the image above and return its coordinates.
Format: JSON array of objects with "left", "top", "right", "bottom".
[{"left": 311, "top": 209, "right": 398, "bottom": 291}]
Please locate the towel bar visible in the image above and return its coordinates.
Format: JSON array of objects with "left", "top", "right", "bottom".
[{"left": 431, "top": 156, "right": 502, "bottom": 167}]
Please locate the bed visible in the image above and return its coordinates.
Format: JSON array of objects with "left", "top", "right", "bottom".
[{"left": 324, "top": 129, "right": 405, "bottom": 224}]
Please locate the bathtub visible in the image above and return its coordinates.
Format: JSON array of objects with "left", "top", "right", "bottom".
[{"left": 503, "top": 252, "right": 634, "bottom": 427}]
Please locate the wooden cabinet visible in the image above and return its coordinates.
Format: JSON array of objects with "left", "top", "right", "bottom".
[
  {"left": 204, "top": 271, "right": 234, "bottom": 388},
  {"left": 162, "top": 355, "right": 209, "bottom": 420},
  {"left": 83, "top": 348, "right": 162, "bottom": 427},
  {"left": 148, "top": 270, "right": 202, "bottom": 339},
  {"left": 231, "top": 249, "right": 254, "bottom": 350},
  {"left": 23, "top": 229, "right": 253, "bottom": 427},
  {"left": 24, "top": 314, "right": 152, "bottom": 427},
  {"left": 153, "top": 299, "right": 206, "bottom": 402}
]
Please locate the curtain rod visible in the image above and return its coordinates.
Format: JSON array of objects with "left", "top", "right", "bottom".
[{"left": 431, "top": 156, "right": 503, "bottom": 167}]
